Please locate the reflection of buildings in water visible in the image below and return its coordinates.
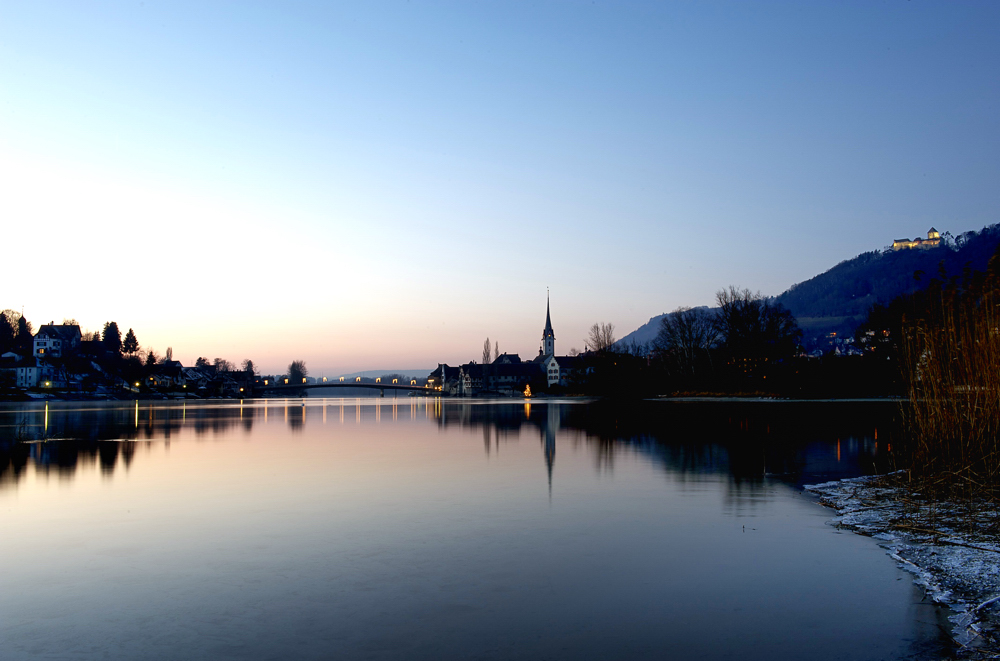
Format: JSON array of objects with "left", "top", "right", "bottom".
[
  {"left": 1, "top": 400, "right": 897, "bottom": 502},
  {"left": 430, "top": 401, "right": 897, "bottom": 504},
  {"left": 432, "top": 400, "right": 564, "bottom": 489}
]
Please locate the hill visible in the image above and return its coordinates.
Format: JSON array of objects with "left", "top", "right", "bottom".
[
  {"left": 776, "top": 225, "right": 1000, "bottom": 345},
  {"left": 617, "top": 225, "right": 1000, "bottom": 350}
]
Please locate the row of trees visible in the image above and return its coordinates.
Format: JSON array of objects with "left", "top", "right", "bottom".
[
  {"left": 0, "top": 310, "right": 33, "bottom": 355},
  {"left": 572, "top": 287, "right": 806, "bottom": 397}
]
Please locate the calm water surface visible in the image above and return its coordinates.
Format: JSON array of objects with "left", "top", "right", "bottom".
[{"left": 0, "top": 398, "right": 949, "bottom": 660}]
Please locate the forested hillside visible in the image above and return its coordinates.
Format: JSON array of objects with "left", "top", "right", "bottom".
[
  {"left": 776, "top": 225, "right": 1000, "bottom": 344},
  {"left": 618, "top": 225, "right": 1000, "bottom": 350}
]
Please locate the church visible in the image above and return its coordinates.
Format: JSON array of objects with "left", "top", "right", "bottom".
[{"left": 429, "top": 295, "right": 582, "bottom": 396}]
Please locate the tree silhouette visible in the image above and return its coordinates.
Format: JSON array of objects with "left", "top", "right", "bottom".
[
  {"left": 102, "top": 322, "right": 122, "bottom": 355},
  {"left": 655, "top": 307, "right": 718, "bottom": 379},
  {"left": 586, "top": 322, "right": 616, "bottom": 352},
  {"left": 715, "top": 287, "right": 800, "bottom": 369},
  {"left": 288, "top": 360, "right": 307, "bottom": 383},
  {"left": 0, "top": 311, "right": 15, "bottom": 353},
  {"left": 122, "top": 329, "right": 139, "bottom": 356}
]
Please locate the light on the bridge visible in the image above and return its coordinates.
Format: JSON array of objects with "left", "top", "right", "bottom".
[
  {"left": 356, "top": 377, "right": 361, "bottom": 382},
  {"left": 302, "top": 378, "right": 307, "bottom": 383},
  {"left": 411, "top": 380, "right": 416, "bottom": 385},
  {"left": 340, "top": 377, "right": 344, "bottom": 382},
  {"left": 393, "top": 378, "right": 398, "bottom": 384},
  {"left": 376, "top": 377, "right": 381, "bottom": 383},
  {"left": 284, "top": 378, "right": 288, "bottom": 384},
  {"left": 323, "top": 377, "right": 327, "bottom": 382}
]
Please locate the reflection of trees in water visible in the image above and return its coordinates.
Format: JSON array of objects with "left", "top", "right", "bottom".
[
  {"left": 0, "top": 399, "right": 900, "bottom": 497},
  {"left": 0, "top": 402, "right": 266, "bottom": 490},
  {"left": 431, "top": 400, "right": 901, "bottom": 498}
]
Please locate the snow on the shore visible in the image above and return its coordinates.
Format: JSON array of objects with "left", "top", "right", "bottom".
[{"left": 805, "top": 475, "right": 1000, "bottom": 653}]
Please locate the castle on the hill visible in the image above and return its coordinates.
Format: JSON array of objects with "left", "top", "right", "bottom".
[{"left": 892, "top": 228, "right": 941, "bottom": 251}]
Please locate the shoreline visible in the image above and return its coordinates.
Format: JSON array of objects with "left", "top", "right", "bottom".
[{"left": 805, "top": 474, "right": 1000, "bottom": 656}]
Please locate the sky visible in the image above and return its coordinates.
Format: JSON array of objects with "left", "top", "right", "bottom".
[{"left": 2, "top": 1, "right": 998, "bottom": 375}]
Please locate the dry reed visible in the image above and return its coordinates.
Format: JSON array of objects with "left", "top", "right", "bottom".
[{"left": 903, "top": 271, "right": 1000, "bottom": 502}]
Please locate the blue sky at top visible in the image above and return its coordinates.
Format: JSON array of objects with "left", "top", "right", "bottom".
[{"left": 2, "top": 1, "right": 998, "bottom": 373}]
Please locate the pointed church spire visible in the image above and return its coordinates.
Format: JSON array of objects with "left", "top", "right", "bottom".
[
  {"left": 544, "top": 289, "right": 553, "bottom": 335},
  {"left": 541, "top": 289, "right": 555, "bottom": 356}
]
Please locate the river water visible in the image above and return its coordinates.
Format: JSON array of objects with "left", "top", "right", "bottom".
[{"left": 0, "top": 398, "right": 949, "bottom": 660}]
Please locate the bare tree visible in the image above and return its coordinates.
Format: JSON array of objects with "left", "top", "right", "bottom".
[
  {"left": 586, "top": 322, "right": 616, "bottom": 352},
  {"left": 242, "top": 359, "right": 257, "bottom": 375},
  {"left": 714, "top": 286, "right": 800, "bottom": 363},
  {"left": 214, "top": 357, "right": 234, "bottom": 372},
  {"left": 655, "top": 306, "right": 719, "bottom": 377},
  {"left": 483, "top": 337, "right": 491, "bottom": 364},
  {"left": 568, "top": 347, "right": 581, "bottom": 356},
  {"left": 288, "top": 360, "right": 308, "bottom": 383}
]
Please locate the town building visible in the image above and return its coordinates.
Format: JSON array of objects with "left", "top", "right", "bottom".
[
  {"left": 33, "top": 323, "right": 82, "bottom": 359},
  {"left": 432, "top": 294, "right": 585, "bottom": 396}
]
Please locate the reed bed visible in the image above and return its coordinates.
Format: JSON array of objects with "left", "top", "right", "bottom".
[{"left": 903, "top": 270, "right": 1000, "bottom": 503}]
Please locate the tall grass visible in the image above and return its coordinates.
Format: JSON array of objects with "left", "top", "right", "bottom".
[{"left": 903, "top": 264, "right": 1000, "bottom": 500}]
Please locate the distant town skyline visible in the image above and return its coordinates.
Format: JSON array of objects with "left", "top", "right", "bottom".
[{"left": 3, "top": 2, "right": 998, "bottom": 374}]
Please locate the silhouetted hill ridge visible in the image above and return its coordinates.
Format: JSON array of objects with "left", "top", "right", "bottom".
[
  {"left": 616, "top": 225, "right": 1000, "bottom": 349},
  {"left": 776, "top": 225, "right": 1000, "bottom": 324}
]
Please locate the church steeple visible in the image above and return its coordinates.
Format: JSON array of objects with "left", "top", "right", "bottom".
[{"left": 541, "top": 290, "right": 555, "bottom": 357}]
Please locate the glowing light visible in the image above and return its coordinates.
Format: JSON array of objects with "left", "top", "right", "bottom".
[
  {"left": 392, "top": 378, "right": 398, "bottom": 384},
  {"left": 356, "top": 377, "right": 361, "bottom": 382},
  {"left": 376, "top": 377, "right": 381, "bottom": 383},
  {"left": 340, "top": 377, "right": 344, "bottom": 382},
  {"left": 302, "top": 377, "right": 307, "bottom": 383},
  {"left": 410, "top": 380, "right": 416, "bottom": 385},
  {"left": 284, "top": 378, "right": 288, "bottom": 384},
  {"left": 524, "top": 384, "right": 532, "bottom": 397}
]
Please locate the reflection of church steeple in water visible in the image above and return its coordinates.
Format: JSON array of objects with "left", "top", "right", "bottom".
[{"left": 542, "top": 404, "right": 559, "bottom": 495}]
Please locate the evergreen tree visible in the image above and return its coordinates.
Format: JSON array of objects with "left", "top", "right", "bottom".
[
  {"left": 122, "top": 328, "right": 139, "bottom": 356},
  {"left": 145, "top": 349, "right": 157, "bottom": 367},
  {"left": 102, "top": 322, "right": 122, "bottom": 354},
  {"left": 0, "top": 311, "right": 14, "bottom": 353}
]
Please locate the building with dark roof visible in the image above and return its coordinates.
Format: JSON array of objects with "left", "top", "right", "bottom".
[{"left": 33, "top": 323, "right": 82, "bottom": 359}]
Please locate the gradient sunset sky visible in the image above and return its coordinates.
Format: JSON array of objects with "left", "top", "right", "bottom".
[{"left": 3, "top": 2, "right": 998, "bottom": 375}]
